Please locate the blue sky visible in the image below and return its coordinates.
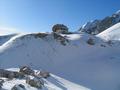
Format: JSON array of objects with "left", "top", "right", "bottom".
[{"left": 0, "top": 0, "right": 120, "bottom": 34}]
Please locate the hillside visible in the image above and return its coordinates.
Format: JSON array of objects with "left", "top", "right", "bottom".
[
  {"left": 97, "top": 23, "right": 120, "bottom": 41},
  {"left": 0, "top": 34, "right": 17, "bottom": 46},
  {"left": 0, "top": 31, "right": 120, "bottom": 90}
]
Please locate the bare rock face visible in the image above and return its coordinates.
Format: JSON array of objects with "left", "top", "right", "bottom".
[
  {"left": 11, "top": 84, "right": 25, "bottom": 90},
  {"left": 19, "top": 66, "right": 34, "bottom": 75},
  {"left": 0, "top": 67, "right": 51, "bottom": 90},
  {"left": 34, "top": 33, "right": 48, "bottom": 38},
  {"left": 79, "top": 10, "right": 120, "bottom": 35},
  {"left": 26, "top": 77, "right": 44, "bottom": 89},
  {"left": 53, "top": 33, "right": 69, "bottom": 45},
  {"left": 35, "top": 70, "right": 50, "bottom": 78},
  {"left": 0, "top": 69, "right": 25, "bottom": 79},
  {"left": 0, "top": 69, "right": 13, "bottom": 79},
  {"left": 87, "top": 38, "right": 95, "bottom": 45},
  {"left": 13, "top": 72, "right": 25, "bottom": 79},
  {"left": 52, "top": 24, "right": 69, "bottom": 34},
  {"left": 0, "top": 79, "right": 4, "bottom": 89},
  {"left": 38, "top": 71, "right": 50, "bottom": 78}
]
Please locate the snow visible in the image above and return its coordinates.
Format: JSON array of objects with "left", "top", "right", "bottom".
[
  {"left": 115, "top": 10, "right": 120, "bottom": 16},
  {"left": 0, "top": 34, "right": 17, "bottom": 46},
  {"left": 97, "top": 23, "right": 120, "bottom": 40},
  {"left": 0, "top": 30, "right": 120, "bottom": 90},
  {"left": 79, "top": 20, "right": 101, "bottom": 34},
  {"left": 79, "top": 10, "right": 120, "bottom": 35},
  {"left": 1, "top": 68, "right": 90, "bottom": 90}
]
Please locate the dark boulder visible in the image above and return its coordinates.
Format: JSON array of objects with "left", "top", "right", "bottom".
[
  {"left": 26, "top": 77, "right": 44, "bottom": 88},
  {"left": 87, "top": 38, "right": 95, "bottom": 45},
  {"left": 19, "top": 66, "right": 34, "bottom": 75},
  {"left": 11, "top": 84, "right": 25, "bottom": 90},
  {"left": 35, "top": 70, "right": 50, "bottom": 78},
  {"left": 52, "top": 24, "right": 69, "bottom": 34}
]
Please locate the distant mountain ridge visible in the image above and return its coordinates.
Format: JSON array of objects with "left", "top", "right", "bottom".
[{"left": 79, "top": 10, "right": 120, "bottom": 35}]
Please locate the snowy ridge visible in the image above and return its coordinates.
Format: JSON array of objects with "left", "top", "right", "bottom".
[
  {"left": 0, "top": 34, "right": 17, "bottom": 46},
  {"left": 79, "top": 10, "right": 120, "bottom": 34},
  {"left": 97, "top": 23, "right": 120, "bottom": 40}
]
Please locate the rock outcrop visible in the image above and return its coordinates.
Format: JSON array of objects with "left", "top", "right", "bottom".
[{"left": 79, "top": 10, "right": 120, "bottom": 35}]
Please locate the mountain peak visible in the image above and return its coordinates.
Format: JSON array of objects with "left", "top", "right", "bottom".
[{"left": 79, "top": 10, "right": 120, "bottom": 35}]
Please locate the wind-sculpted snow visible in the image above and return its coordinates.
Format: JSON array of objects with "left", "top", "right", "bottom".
[{"left": 0, "top": 32, "right": 120, "bottom": 90}]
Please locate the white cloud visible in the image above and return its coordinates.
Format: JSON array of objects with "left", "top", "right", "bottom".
[{"left": 0, "top": 27, "right": 22, "bottom": 35}]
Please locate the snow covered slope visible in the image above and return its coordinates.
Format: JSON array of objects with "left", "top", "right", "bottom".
[
  {"left": 97, "top": 23, "right": 120, "bottom": 40},
  {"left": 0, "top": 34, "right": 17, "bottom": 46},
  {"left": 0, "top": 32, "right": 120, "bottom": 90},
  {"left": 1, "top": 68, "right": 90, "bottom": 90}
]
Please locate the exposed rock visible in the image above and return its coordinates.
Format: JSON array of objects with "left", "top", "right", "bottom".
[
  {"left": 79, "top": 10, "right": 120, "bottom": 35},
  {"left": 35, "top": 70, "right": 50, "bottom": 78},
  {"left": 0, "top": 69, "right": 20, "bottom": 79},
  {"left": 11, "top": 84, "right": 25, "bottom": 90},
  {"left": 0, "top": 69, "right": 25, "bottom": 79},
  {"left": 100, "top": 44, "right": 106, "bottom": 47},
  {"left": 13, "top": 72, "right": 25, "bottom": 78},
  {"left": 87, "top": 38, "right": 95, "bottom": 45},
  {"left": 0, "top": 79, "right": 4, "bottom": 88},
  {"left": 52, "top": 24, "right": 69, "bottom": 34},
  {"left": 19, "top": 66, "right": 34, "bottom": 75},
  {"left": 26, "top": 77, "right": 44, "bottom": 88},
  {"left": 53, "top": 33, "right": 69, "bottom": 45},
  {"left": 34, "top": 33, "right": 48, "bottom": 38},
  {"left": 106, "top": 40, "right": 114, "bottom": 46}
]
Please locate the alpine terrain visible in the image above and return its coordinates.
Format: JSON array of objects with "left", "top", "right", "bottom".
[{"left": 0, "top": 11, "right": 120, "bottom": 90}]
